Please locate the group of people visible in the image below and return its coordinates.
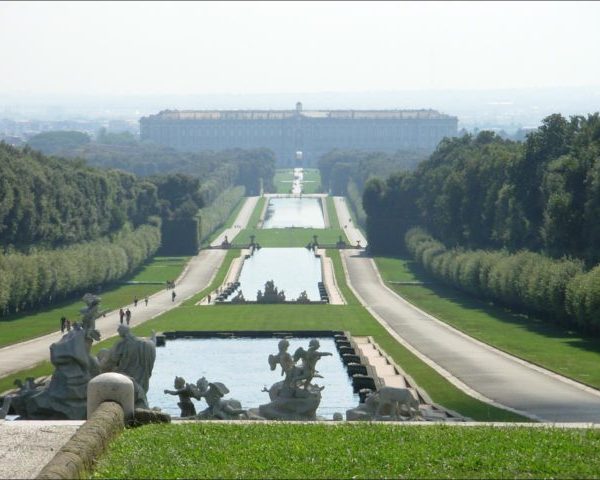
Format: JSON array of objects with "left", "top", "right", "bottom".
[
  {"left": 119, "top": 307, "right": 132, "bottom": 325},
  {"left": 59, "top": 316, "right": 71, "bottom": 334},
  {"left": 59, "top": 284, "right": 178, "bottom": 335}
]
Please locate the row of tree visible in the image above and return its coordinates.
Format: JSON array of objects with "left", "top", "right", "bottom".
[
  {"left": 406, "top": 227, "right": 600, "bottom": 332},
  {"left": 318, "top": 149, "right": 428, "bottom": 227},
  {"left": 0, "top": 142, "right": 159, "bottom": 251},
  {"left": 364, "top": 113, "right": 600, "bottom": 266},
  {"left": 0, "top": 223, "right": 160, "bottom": 315},
  {"left": 26, "top": 133, "right": 276, "bottom": 197}
]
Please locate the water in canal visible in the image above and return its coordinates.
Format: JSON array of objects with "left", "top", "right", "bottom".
[
  {"left": 233, "top": 247, "right": 322, "bottom": 302},
  {"left": 147, "top": 337, "right": 359, "bottom": 419},
  {"left": 262, "top": 197, "right": 325, "bottom": 229}
]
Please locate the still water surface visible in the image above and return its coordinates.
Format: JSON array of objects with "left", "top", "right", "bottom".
[
  {"left": 234, "top": 248, "right": 322, "bottom": 301},
  {"left": 147, "top": 337, "right": 359, "bottom": 419},
  {"left": 262, "top": 197, "right": 325, "bottom": 229}
]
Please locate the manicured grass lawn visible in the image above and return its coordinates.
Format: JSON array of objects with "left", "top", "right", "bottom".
[
  {"left": 93, "top": 423, "right": 600, "bottom": 479},
  {"left": 273, "top": 169, "right": 294, "bottom": 193},
  {"left": 301, "top": 168, "right": 321, "bottom": 194},
  {"left": 375, "top": 255, "right": 600, "bottom": 390},
  {"left": 326, "top": 196, "right": 340, "bottom": 230},
  {"left": 247, "top": 196, "right": 266, "bottom": 229},
  {"left": 0, "top": 256, "right": 189, "bottom": 349},
  {"left": 237, "top": 227, "right": 347, "bottom": 247}
]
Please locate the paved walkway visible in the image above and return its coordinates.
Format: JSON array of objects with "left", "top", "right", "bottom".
[
  {"left": 210, "top": 196, "right": 259, "bottom": 247},
  {"left": 334, "top": 197, "right": 600, "bottom": 422},
  {"left": 333, "top": 196, "right": 367, "bottom": 247},
  {"left": 0, "top": 197, "right": 258, "bottom": 379},
  {"left": 0, "top": 420, "right": 83, "bottom": 479}
]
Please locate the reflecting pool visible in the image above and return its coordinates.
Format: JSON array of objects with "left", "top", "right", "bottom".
[
  {"left": 147, "top": 337, "right": 358, "bottom": 419},
  {"left": 233, "top": 248, "right": 322, "bottom": 301},
  {"left": 262, "top": 197, "right": 325, "bottom": 229}
]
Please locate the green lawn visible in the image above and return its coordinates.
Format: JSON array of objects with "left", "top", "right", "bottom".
[
  {"left": 0, "top": 256, "right": 189, "bottom": 349},
  {"left": 93, "top": 423, "right": 600, "bottom": 479},
  {"left": 248, "top": 196, "right": 266, "bottom": 229},
  {"left": 375, "top": 255, "right": 600, "bottom": 390},
  {"left": 301, "top": 168, "right": 321, "bottom": 194},
  {"left": 237, "top": 227, "right": 347, "bottom": 247},
  {"left": 273, "top": 169, "right": 294, "bottom": 194}
]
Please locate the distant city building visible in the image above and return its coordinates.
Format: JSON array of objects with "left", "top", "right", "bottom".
[{"left": 140, "top": 102, "right": 458, "bottom": 165}]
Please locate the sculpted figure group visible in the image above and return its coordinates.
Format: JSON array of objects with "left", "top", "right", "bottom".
[{"left": 5, "top": 294, "right": 156, "bottom": 420}]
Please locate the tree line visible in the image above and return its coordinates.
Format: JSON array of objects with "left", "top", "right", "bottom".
[
  {"left": 318, "top": 149, "right": 428, "bottom": 226},
  {"left": 0, "top": 142, "right": 159, "bottom": 252},
  {"left": 0, "top": 223, "right": 160, "bottom": 315},
  {"left": 364, "top": 113, "right": 600, "bottom": 266},
  {"left": 406, "top": 227, "right": 600, "bottom": 332}
]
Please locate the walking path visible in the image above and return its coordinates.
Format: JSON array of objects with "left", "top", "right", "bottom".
[
  {"left": 333, "top": 197, "right": 367, "bottom": 247},
  {"left": 334, "top": 196, "right": 600, "bottom": 422},
  {"left": 0, "top": 197, "right": 258, "bottom": 380}
]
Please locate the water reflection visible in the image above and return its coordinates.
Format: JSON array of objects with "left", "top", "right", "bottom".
[
  {"left": 234, "top": 248, "right": 322, "bottom": 301},
  {"left": 147, "top": 337, "right": 358, "bottom": 419},
  {"left": 263, "top": 197, "right": 325, "bottom": 229}
]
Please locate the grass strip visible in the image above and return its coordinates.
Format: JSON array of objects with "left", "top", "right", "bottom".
[
  {"left": 237, "top": 227, "right": 347, "bottom": 247},
  {"left": 92, "top": 423, "right": 600, "bottom": 479},
  {"left": 301, "top": 168, "right": 322, "bottom": 194},
  {"left": 246, "top": 196, "right": 266, "bottom": 229},
  {"left": 273, "top": 169, "right": 294, "bottom": 193},
  {"left": 0, "top": 256, "right": 189, "bottom": 348},
  {"left": 375, "top": 255, "right": 600, "bottom": 390}
]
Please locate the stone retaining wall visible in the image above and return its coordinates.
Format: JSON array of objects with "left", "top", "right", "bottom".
[{"left": 36, "top": 402, "right": 124, "bottom": 479}]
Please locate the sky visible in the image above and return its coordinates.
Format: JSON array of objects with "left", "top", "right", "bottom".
[{"left": 1, "top": 1, "right": 599, "bottom": 96}]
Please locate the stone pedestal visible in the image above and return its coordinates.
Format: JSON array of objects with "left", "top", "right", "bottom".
[{"left": 87, "top": 373, "right": 134, "bottom": 420}]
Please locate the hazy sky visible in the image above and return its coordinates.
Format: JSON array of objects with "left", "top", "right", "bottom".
[{"left": 1, "top": 1, "right": 599, "bottom": 96}]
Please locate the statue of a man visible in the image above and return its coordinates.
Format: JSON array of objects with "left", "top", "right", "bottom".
[{"left": 99, "top": 324, "right": 156, "bottom": 407}]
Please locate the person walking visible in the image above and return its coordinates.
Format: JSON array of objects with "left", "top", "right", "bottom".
[
  {"left": 144, "top": 296, "right": 149, "bottom": 306},
  {"left": 172, "top": 290, "right": 176, "bottom": 302},
  {"left": 207, "top": 294, "right": 211, "bottom": 304},
  {"left": 134, "top": 296, "right": 138, "bottom": 307},
  {"left": 60, "top": 316, "right": 67, "bottom": 334},
  {"left": 66, "top": 319, "right": 71, "bottom": 332},
  {"left": 119, "top": 308, "right": 125, "bottom": 325},
  {"left": 125, "top": 308, "right": 132, "bottom": 325}
]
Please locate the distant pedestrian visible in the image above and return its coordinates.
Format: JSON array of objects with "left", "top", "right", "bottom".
[
  {"left": 125, "top": 308, "right": 132, "bottom": 325},
  {"left": 66, "top": 319, "right": 71, "bottom": 332},
  {"left": 134, "top": 297, "right": 138, "bottom": 307},
  {"left": 119, "top": 308, "right": 125, "bottom": 325},
  {"left": 172, "top": 290, "right": 176, "bottom": 302},
  {"left": 60, "top": 316, "right": 67, "bottom": 334},
  {"left": 207, "top": 294, "right": 211, "bottom": 304},
  {"left": 144, "top": 296, "right": 149, "bottom": 306}
]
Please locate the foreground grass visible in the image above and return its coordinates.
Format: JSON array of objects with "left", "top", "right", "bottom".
[
  {"left": 375, "top": 256, "right": 600, "bottom": 389},
  {"left": 0, "top": 256, "right": 189, "bottom": 349},
  {"left": 93, "top": 423, "right": 600, "bottom": 479}
]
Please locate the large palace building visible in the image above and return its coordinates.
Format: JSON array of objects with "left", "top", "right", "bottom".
[{"left": 140, "top": 103, "right": 458, "bottom": 166}]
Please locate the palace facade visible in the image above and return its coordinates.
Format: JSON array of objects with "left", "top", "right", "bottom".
[{"left": 140, "top": 103, "right": 458, "bottom": 166}]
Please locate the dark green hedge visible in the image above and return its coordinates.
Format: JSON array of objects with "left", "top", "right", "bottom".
[
  {"left": 0, "top": 223, "right": 160, "bottom": 315},
  {"left": 404, "top": 227, "right": 600, "bottom": 330}
]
